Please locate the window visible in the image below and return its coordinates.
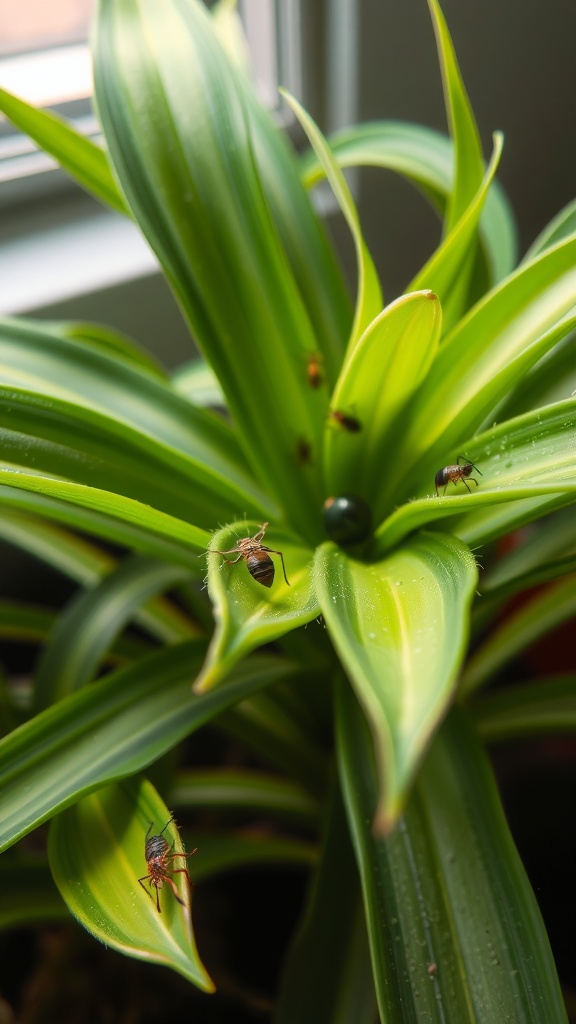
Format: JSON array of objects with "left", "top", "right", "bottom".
[{"left": 0, "top": 1, "right": 357, "bottom": 326}]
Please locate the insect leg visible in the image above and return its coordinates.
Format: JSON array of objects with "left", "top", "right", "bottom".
[
  {"left": 212, "top": 551, "right": 244, "bottom": 564},
  {"left": 262, "top": 547, "right": 290, "bottom": 586},
  {"left": 163, "top": 874, "right": 186, "bottom": 906}
]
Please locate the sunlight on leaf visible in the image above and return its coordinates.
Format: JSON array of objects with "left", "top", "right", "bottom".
[
  {"left": 282, "top": 90, "right": 382, "bottom": 352},
  {"left": 49, "top": 777, "right": 214, "bottom": 991},
  {"left": 314, "top": 532, "right": 477, "bottom": 831},
  {"left": 196, "top": 521, "right": 318, "bottom": 691},
  {"left": 324, "top": 290, "right": 441, "bottom": 511}
]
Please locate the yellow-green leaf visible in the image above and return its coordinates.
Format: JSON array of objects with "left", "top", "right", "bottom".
[
  {"left": 196, "top": 521, "right": 319, "bottom": 691},
  {"left": 48, "top": 777, "right": 214, "bottom": 991}
]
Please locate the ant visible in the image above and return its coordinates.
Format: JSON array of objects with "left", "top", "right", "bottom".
[
  {"left": 306, "top": 352, "right": 324, "bottom": 389},
  {"left": 435, "top": 456, "right": 482, "bottom": 496},
  {"left": 138, "top": 818, "right": 196, "bottom": 914},
  {"left": 329, "top": 409, "right": 362, "bottom": 433},
  {"left": 211, "top": 522, "right": 290, "bottom": 588}
]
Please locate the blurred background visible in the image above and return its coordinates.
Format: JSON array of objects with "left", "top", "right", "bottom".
[{"left": 1, "top": 0, "right": 575, "bottom": 363}]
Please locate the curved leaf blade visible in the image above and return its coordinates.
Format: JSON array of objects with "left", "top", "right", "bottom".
[
  {"left": 49, "top": 777, "right": 213, "bottom": 990},
  {"left": 0, "top": 642, "right": 288, "bottom": 853},
  {"left": 314, "top": 532, "right": 478, "bottom": 830},
  {"left": 196, "top": 521, "right": 318, "bottom": 691},
  {"left": 471, "top": 676, "right": 576, "bottom": 742},
  {"left": 0, "top": 318, "right": 269, "bottom": 521},
  {"left": 0, "top": 468, "right": 210, "bottom": 565},
  {"left": 426, "top": 0, "right": 484, "bottom": 232},
  {"left": 0, "top": 384, "right": 262, "bottom": 527},
  {"left": 324, "top": 290, "right": 441, "bottom": 511},
  {"left": 0, "top": 87, "right": 128, "bottom": 215},
  {"left": 0, "top": 482, "right": 210, "bottom": 574},
  {"left": 0, "top": 510, "right": 199, "bottom": 647},
  {"left": 93, "top": 0, "right": 327, "bottom": 538},
  {"left": 300, "top": 121, "right": 518, "bottom": 285},
  {"left": 282, "top": 91, "right": 382, "bottom": 353},
  {"left": 34, "top": 555, "right": 197, "bottom": 712},
  {"left": 409, "top": 134, "right": 503, "bottom": 333},
  {"left": 462, "top": 573, "right": 576, "bottom": 696},
  {"left": 274, "top": 778, "right": 376, "bottom": 1024},
  {"left": 383, "top": 234, "right": 576, "bottom": 504},
  {"left": 336, "top": 693, "right": 568, "bottom": 1024},
  {"left": 171, "top": 768, "right": 319, "bottom": 826}
]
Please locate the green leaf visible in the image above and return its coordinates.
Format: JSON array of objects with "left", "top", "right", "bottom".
[
  {"left": 0, "top": 87, "right": 128, "bottom": 215},
  {"left": 196, "top": 521, "right": 318, "bottom": 691},
  {"left": 171, "top": 768, "right": 319, "bottom": 826},
  {"left": 93, "top": 0, "right": 331, "bottom": 539},
  {"left": 34, "top": 555, "right": 198, "bottom": 712},
  {"left": 300, "top": 121, "right": 518, "bottom": 286},
  {"left": 493, "top": 332, "right": 576, "bottom": 424},
  {"left": 216, "top": 689, "right": 329, "bottom": 796},
  {"left": 470, "top": 676, "right": 576, "bottom": 741},
  {"left": 48, "top": 777, "right": 213, "bottom": 990},
  {"left": 314, "top": 532, "right": 477, "bottom": 830},
  {"left": 0, "top": 508, "right": 181, "bottom": 637},
  {"left": 426, "top": 0, "right": 484, "bottom": 233},
  {"left": 0, "top": 384, "right": 261, "bottom": 527},
  {"left": 0, "top": 599, "right": 56, "bottom": 646},
  {"left": 0, "top": 859, "right": 67, "bottom": 930},
  {"left": 373, "top": 397, "right": 576, "bottom": 556},
  {"left": 381, "top": 234, "right": 576, "bottom": 505},
  {"left": 60, "top": 321, "right": 166, "bottom": 379},
  {"left": 324, "top": 291, "right": 441, "bottom": 510},
  {"left": 462, "top": 573, "right": 576, "bottom": 696},
  {"left": 184, "top": 831, "right": 317, "bottom": 882},
  {"left": 523, "top": 197, "right": 576, "bottom": 262},
  {"left": 323, "top": 292, "right": 438, "bottom": 507},
  {"left": 0, "top": 483, "right": 211, "bottom": 573},
  {"left": 409, "top": 134, "right": 503, "bottom": 333},
  {"left": 274, "top": 777, "right": 377, "bottom": 1024},
  {"left": 281, "top": 90, "right": 382, "bottom": 352},
  {"left": 481, "top": 506, "right": 576, "bottom": 595},
  {"left": 336, "top": 692, "right": 568, "bottom": 1024},
  {"left": 171, "top": 359, "right": 226, "bottom": 408},
  {"left": 0, "top": 642, "right": 288, "bottom": 852},
  {"left": 0, "top": 468, "right": 211, "bottom": 569},
  {"left": 0, "top": 318, "right": 268, "bottom": 524}
]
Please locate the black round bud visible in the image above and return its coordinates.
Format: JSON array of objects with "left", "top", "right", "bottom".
[{"left": 323, "top": 494, "right": 372, "bottom": 545}]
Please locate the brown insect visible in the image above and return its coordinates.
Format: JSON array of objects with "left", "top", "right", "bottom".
[
  {"left": 138, "top": 818, "right": 196, "bottom": 914},
  {"left": 307, "top": 352, "right": 324, "bottom": 389},
  {"left": 329, "top": 409, "right": 362, "bottom": 433},
  {"left": 435, "top": 456, "right": 482, "bottom": 496},
  {"left": 212, "top": 522, "right": 290, "bottom": 588},
  {"left": 296, "top": 438, "right": 312, "bottom": 464}
]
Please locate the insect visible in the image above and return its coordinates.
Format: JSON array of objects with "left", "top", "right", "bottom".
[
  {"left": 435, "top": 456, "right": 482, "bottom": 495},
  {"left": 306, "top": 352, "right": 324, "bottom": 389},
  {"left": 138, "top": 818, "right": 196, "bottom": 914},
  {"left": 296, "top": 438, "right": 312, "bottom": 464},
  {"left": 212, "top": 522, "right": 290, "bottom": 588},
  {"left": 329, "top": 409, "right": 362, "bottom": 433}
]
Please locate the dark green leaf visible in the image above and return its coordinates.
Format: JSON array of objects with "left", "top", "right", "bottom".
[
  {"left": 275, "top": 777, "right": 377, "bottom": 1024},
  {"left": 336, "top": 687, "right": 568, "bottom": 1024},
  {"left": 470, "top": 676, "right": 576, "bottom": 741},
  {"left": 34, "top": 555, "right": 198, "bottom": 711},
  {"left": 0, "top": 642, "right": 288, "bottom": 852}
]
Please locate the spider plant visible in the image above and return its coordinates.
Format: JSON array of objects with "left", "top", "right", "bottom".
[{"left": 0, "top": 0, "right": 574, "bottom": 1020}]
